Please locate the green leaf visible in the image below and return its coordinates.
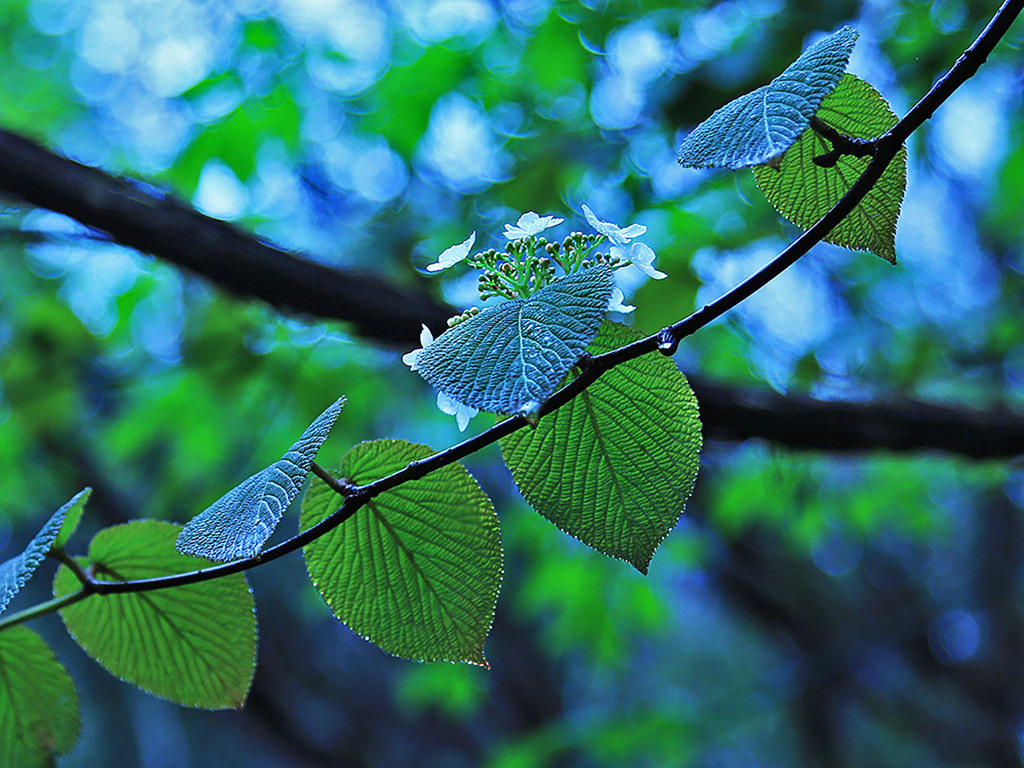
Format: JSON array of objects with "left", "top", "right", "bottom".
[
  {"left": 753, "top": 74, "right": 906, "bottom": 263},
  {"left": 413, "top": 266, "right": 613, "bottom": 415},
  {"left": 54, "top": 487, "right": 92, "bottom": 551},
  {"left": 301, "top": 440, "right": 501, "bottom": 666},
  {"left": 678, "top": 26, "right": 857, "bottom": 170},
  {"left": 54, "top": 521, "right": 257, "bottom": 709},
  {"left": 502, "top": 322, "right": 702, "bottom": 573},
  {"left": 0, "top": 626, "right": 80, "bottom": 768},
  {"left": 0, "top": 488, "right": 91, "bottom": 616},
  {"left": 177, "top": 397, "right": 345, "bottom": 561}
]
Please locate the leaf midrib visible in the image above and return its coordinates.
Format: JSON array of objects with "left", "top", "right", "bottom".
[{"left": 366, "top": 498, "right": 468, "bottom": 642}]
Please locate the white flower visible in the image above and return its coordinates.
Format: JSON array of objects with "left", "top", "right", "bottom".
[
  {"left": 436, "top": 391, "right": 479, "bottom": 432},
  {"left": 425, "top": 232, "right": 476, "bottom": 272},
  {"left": 607, "top": 286, "right": 635, "bottom": 313},
  {"left": 503, "top": 211, "right": 564, "bottom": 240},
  {"left": 403, "top": 325, "right": 478, "bottom": 430},
  {"left": 581, "top": 204, "right": 646, "bottom": 247},
  {"left": 611, "top": 242, "right": 667, "bottom": 280},
  {"left": 402, "top": 324, "right": 434, "bottom": 371}
]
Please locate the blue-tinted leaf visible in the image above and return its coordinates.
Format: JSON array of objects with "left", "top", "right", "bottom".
[
  {"left": 0, "top": 488, "right": 91, "bottom": 616},
  {"left": 413, "top": 266, "right": 613, "bottom": 415},
  {"left": 177, "top": 397, "right": 345, "bottom": 561},
  {"left": 678, "top": 26, "right": 858, "bottom": 170},
  {"left": 54, "top": 487, "right": 93, "bottom": 550}
]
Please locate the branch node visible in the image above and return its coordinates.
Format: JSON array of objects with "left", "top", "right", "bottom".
[
  {"left": 809, "top": 116, "right": 878, "bottom": 168},
  {"left": 311, "top": 461, "right": 357, "bottom": 496},
  {"left": 48, "top": 547, "right": 95, "bottom": 590}
]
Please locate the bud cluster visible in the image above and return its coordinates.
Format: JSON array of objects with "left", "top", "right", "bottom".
[
  {"left": 422, "top": 207, "right": 662, "bottom": 302},
  {"left": 465, "top": 234, "right": 598, "bottom": 300},
  {"left": 446, "top": 307, "right": 482, "bottom": 327}
]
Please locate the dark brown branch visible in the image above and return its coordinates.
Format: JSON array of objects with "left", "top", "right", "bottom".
[
  {"left": 691, "top": 377, "right": 1024, "bottom": 458},
  {"left": 0, "top": 129, "right": 453, "bottom": 345}
]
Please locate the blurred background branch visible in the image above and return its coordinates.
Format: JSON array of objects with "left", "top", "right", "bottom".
[
  {"left": 0, "top": 127, "right": 452, "bottom": 344},
  {"left": 1, "top": 126, "right": 1020, "bottom": 461}
]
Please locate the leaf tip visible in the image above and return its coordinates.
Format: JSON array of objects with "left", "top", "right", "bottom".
[
  {"left": 631, "top": 559, "right": 651, "bottom": 576},
  {"left": 834, "top": 24, "right": 859, "bottom": 46},
  {"left": 326, "top": 395, "right": 347, "bottom": 418}
]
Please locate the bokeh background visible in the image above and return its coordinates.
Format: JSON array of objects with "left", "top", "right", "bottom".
[{"left": 2, "top": 0, "right": 1024, "bottom": 765}]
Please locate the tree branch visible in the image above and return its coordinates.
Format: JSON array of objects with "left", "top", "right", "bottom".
[
  {"left": 0, "top": 129, "right": 453, "bottom": 345},
  {"left": 2, "top": 129, "right": 1020, "bottom": 461},
  {"left": 0, "top": 1, "right": 1020, "bottom": 612},
  {"left": 690, "top": 377, "right": 1024, "bottom": 458},
  {"left": 68, "top": 0, "right": 1021, "bottom": 599}
]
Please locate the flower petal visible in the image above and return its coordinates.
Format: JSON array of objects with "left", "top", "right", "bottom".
[
  {"left": 418, "top": 324, "right": 434, "bottom": 348},
  {"left": 504, "top": 212, "right": 564, "bottom": 240},
  {"left": 618, "top": 223, "right": 647, "bottom": 241},
  {"left": 581, "top": 205, "right": 645, "bottom": 246},
  {"left": 607, "top": 286, "right": 636, "bottom": 313},
  {"left": 581, "top": 204, "right": 608, "bottom": 236},
  {"left": 425, "top": 232, "right": 477, "bottom": 272},
  {"left": 454, "top": 402, "right": 478, "bottom": 431},
  {"left": 436, "top": 391, "right": 478, "bottom": 431},
  {"left": 630, "top": 243, "right": 666, "bottom": 279},
  {"left": 516, "top": 212, "right": 541, "bottom": 230},
  {"left": 402, "top": 324, "right": 435, "bottom": 370},
  {"left": 436, "top": 391, "right": 458, "bottom": 415}
]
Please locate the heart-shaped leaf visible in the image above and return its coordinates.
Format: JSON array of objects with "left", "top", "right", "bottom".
[
  {"left": 0, "top": 627, "right": 80, "bottom": 767},
  {"left": 753, "top": 73, "right": 906, "bottom": 263},
  {"left": 177, "top": 397, "right": 345, "bottom": 561},
  {"left": 412, "top": 265, "right": 613, "bottom": 415},
  {"left": 0, "top": 488, "right": 91, "bottom": 616},
  {"left": 678, "top": 26, "right": 857, "bottom": 170},
  {"left": 502, "top": 322, "right": 702, "bottom": 572},
  {"left": 301, "top": 440, "right": 502, "bottom": 666},
  {"left": 54, "top": 521, "right": 257, "bottom": 709}
]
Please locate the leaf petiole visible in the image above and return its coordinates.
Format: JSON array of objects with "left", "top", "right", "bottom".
[{"left": 0, "top": 587, "right": 92, "bottom": 633}]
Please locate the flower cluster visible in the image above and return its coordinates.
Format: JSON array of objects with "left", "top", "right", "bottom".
[
  {"left": 402, "top": 324, "right": 481, "bottom": 432},
  {"left": 581, "top": 205, "right": 666, "bottom": 280},
  {"left": 410, "top": 205, "right": 666, "bottom": 430}
]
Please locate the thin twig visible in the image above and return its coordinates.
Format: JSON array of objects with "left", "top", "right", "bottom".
[
  {"left": 0, "top": 588, "right": 91, "bottom": 632},
  {"left": 809, "top": 116, "right": 878, "bottom": 167},
  {"left": 310, "top": 461, "right": 356, "bottom": 496},
  {"left": 4, "top": 0, "right": 1021, "bottom": 604},
  {"left": 48, "top": 547, "right": 93, "bottom": 588}
]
